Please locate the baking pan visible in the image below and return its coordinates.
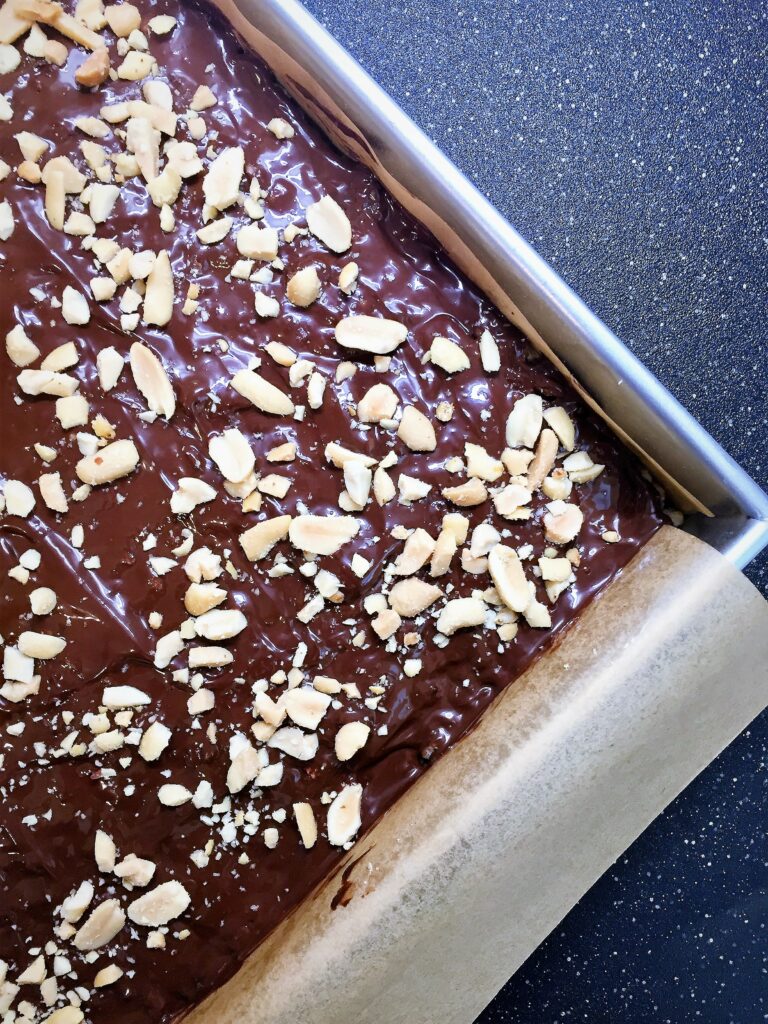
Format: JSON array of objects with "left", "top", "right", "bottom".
[
  {"left": 3, "top": 1, "right": 765, "bottom": 1022},
  {"left": 222, "top": 0, "right": 768, "bottom": 570},
  {"left": 178, "top": 2, "right": 768, "bottom": 1023}
]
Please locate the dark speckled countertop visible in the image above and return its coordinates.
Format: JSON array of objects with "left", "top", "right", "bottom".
[{"left": 301, "top": 1, "right": 768, "bottom": 1021}]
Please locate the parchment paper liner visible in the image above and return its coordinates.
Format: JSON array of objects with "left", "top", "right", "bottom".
[{"left": 187, "top": 527, "right": 768, "bottom": 1024}]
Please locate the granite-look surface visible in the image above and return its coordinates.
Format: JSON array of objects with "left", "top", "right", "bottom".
[{"left": 302, "top": 1, "right": 768, "bottom": 1021}]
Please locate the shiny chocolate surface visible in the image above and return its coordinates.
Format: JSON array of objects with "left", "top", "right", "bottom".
[{"left": 0, "top": 2, "right": 662, "bottom": 1020}]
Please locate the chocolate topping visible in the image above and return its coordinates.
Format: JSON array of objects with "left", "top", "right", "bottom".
[{"left": 0, "top": 2, "right": 663, "bottom": 1021}]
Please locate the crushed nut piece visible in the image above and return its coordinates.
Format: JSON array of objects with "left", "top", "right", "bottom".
[
  {"left": 389, "top": 577, "right": 443, "bottom": 617},
  {"left": 335, "top": 721, "right": 370, "bottom": 762},
  {"left": 286, "top": 265, "right": 321, "bottom": 306},
  {"left": 306, "top": 193, "right": 351, "bottom": 253},
  {"left": 76, "top": 438, "right": 140, "bottom": 485},
  {"left": 335, "top": 314, "right": 407, "bottom": 355},
  {"left": 506, "top": 394, "right": 543, "bottom": 448},
  {"left": 289, "top": 514, "right": 359, "bottom": 556},
  {"left": 397, "top": 405, "right": 436, "bottom": 451},
  {"left": 231, "top": 368, "right": 295, "bottom": 416},
  {"left": 240, "top": 515, "right": 292, "bottom": 561},
  {"left": 488, "top": 544, "right": 530, "bottom": 613},
  {"left": 429, "top": 336, "right": 470, "bottom": 374},
  {"left": 75, "top": 44, "right": 109, "bottom": 86},
  {"left": 543, "top": 501, "right": 584, "bottom": 545},
  {"left": 437, "top": 597, "right": 487, "bottom": 636},
  {"left": 442, "top": 478, "right": 487, "bottom": 507},
  {"left": 326, "top": 783, "right": 363, "bottom": 846},
  {"left": 73, "top": 899, "right": 125, "bottom": 951},
  {"left": 127, "top": 880, "right": 191, "bottom": 927}
]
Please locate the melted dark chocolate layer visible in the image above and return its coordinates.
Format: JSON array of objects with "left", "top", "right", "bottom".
[{"left": 0, "top": 2, "right": 663, "bottom": 1021}]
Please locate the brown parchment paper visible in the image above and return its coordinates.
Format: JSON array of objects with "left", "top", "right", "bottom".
[{"left": 187, "top": 527, "right": 768, "bottom": 1024}]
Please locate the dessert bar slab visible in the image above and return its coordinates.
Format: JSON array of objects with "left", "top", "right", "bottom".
[{"left": 0, "top": 2, "right": 766, "bottom": 1023}]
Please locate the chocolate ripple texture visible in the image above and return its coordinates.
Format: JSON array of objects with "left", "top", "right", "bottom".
[{"left": 0, "top": 1, "right": 663, "bottom": 1021}]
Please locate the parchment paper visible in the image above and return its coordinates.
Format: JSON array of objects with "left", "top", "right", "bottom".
[{"left": 188, "top": 527, "right": 768, "bottom": 1024}]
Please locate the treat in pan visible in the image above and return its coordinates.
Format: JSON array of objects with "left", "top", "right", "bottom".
[{"left": 0, "top": 0, "right": 666, "bottom": 1020}]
